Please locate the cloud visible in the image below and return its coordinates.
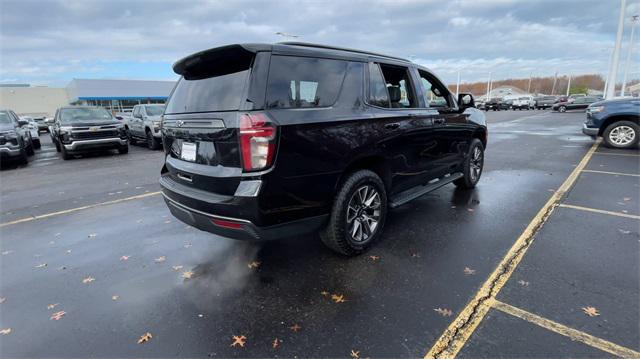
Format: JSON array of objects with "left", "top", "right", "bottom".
[{"left": 0, "top": 0, "right": 638, "bottom": 86}]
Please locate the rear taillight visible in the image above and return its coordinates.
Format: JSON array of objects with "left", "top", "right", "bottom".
[
  {"left": 211, "top": 218, "right": 243, "bottom": 229},
  {"left": 239, "top": 113, "right": 276, "bottom": 172}
]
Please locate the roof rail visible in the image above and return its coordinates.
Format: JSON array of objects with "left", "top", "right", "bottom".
[{"left": 278, "top": 42, "right": 410, "bottom": 62}]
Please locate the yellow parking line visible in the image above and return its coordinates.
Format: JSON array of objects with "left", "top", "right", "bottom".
[
  {"left": 558, "top": 204, "right": 640, "bottom": 220},
  {"left": 492, "top": 300, "right": 640, "bottom": 359},
  {"left": 0, "top": 191, "right": 162, "bottom": 228},
  {"left": 581, "top": 169, "right": 640, "bottom": 177},
  {"left": 424, "top": 139, "right": 601, "bottom": 359},
  {"left": 593, "top": 152, "right": 640, "bottom": 157}
]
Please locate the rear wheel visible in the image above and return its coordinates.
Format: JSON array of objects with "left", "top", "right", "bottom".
[
  {"left": 18, "top": 147, "right": 28, "bottom": 164},
  {"left": 320, "top": 170, "right": 387, "bottom": 256},
  {"left": 118, "top": 145, "right": 129, "bottom": 154},
  {"left": 559, "top": 105, "right": 567, "bottom": 113},
  {"left": 455, "top": 139, "right": 484, "bottom": 189},
  {"left": 33, "top": 138, "right": 41, "bottom": 149},
  {"left": 127, "top": 129, "right": 137, "bottom": 145},
  {"left": 603, "top": 121, "right": 639, "bottom": 149},
  {"left": 26, "top": 141, "right": 35, "bottom": 156}
]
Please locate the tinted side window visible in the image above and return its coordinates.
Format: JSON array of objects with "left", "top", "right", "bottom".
[
  {"left": 266, "top": 56, "right": 347, "bottom": 109},
  {"left": 368, "top": 63, "right": 390, "bottom": 107},
  {"left": 418, "top": 70, "right": 449, "bottom": 108},
  {"left": 132, "top": 106, "right": 140, "bottom": 117}
]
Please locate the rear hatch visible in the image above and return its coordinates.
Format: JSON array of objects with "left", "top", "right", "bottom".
[{"left": 161, "top": 45, "right": 271, "bottom": 196}]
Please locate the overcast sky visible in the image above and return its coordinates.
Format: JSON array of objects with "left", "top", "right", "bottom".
[{"left": 1, "top": 0, "right": 639, "bottom": 86}]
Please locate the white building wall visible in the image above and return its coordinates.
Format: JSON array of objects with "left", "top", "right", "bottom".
[{"left": 0, "top": 87, "right": 69, "bottom": 117}]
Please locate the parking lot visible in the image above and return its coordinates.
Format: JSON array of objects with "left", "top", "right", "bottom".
[{"left": 0, "top": 110, "right": 638, "bottom": 357}]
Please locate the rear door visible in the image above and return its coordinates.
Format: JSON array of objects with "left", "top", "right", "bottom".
[
  {"left": 415, "top": 68, "right": 473, "bottom": 178},
  {"left": 161, "top": 47, "right": 263, "bottom": 196}
]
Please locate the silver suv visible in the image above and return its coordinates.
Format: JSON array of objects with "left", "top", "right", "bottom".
[{"left": 125, "top": 104, "right": 165, "bottom": 150}]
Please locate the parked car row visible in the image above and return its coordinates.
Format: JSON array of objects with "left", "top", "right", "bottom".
[{"left": 475, "top": 94, "right": 603, "bottom": 112}]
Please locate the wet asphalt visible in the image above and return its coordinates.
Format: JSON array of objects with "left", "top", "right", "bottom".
[{"left": 0, "top": 110, "right": 638, "bottom": 358}]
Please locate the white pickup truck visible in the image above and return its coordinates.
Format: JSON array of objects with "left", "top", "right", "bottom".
[
  {"left": 124, "top": 104, "right": 165, "bottom": 149},
  {"left": 512, "top": 96, "right": 535, "bottom": 110}
]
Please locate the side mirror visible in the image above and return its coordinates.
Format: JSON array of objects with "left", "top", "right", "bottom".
[
  {"left": 457, "top": 93, "right": 475, "bottom": 110},
  {"left": 115, "top": 116, "right": 123, "bottom": 120},
  {"left": 18, "top": 119, "right": 29, "bottom": 127}
]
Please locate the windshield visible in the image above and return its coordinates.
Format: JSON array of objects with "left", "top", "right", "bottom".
[
  {"left": 60, "top": 108, "right": 112, "bottom": 122},
  {"left": 0, "top": 111, "right": 12, "bottom": 124},
  {"left": 145, "top": 106, "right": 165, "bottom": 116}
]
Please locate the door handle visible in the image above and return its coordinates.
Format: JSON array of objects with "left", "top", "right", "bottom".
[
  {"left": 384, "top": 123, "right": 400, "bottom": 130},
  {"left": 433, "top": 118, "right": 445, "bottom": 125}
]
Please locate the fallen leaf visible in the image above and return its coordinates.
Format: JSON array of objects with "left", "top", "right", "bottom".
[
  {"left": 120, "top": 255, "right": 130, "bottom": 261},
  {"left": 451, "top": 205, "right": 457, "bottom": 208},
  {"left": 463, "top": 267, "right": 476, "bottom": 275},
  {"left": 57, "top": 266, "right": 67, "bottom": 270},
  {"left": 136, "top": 219, "right": 143, "bottom": 223},
  {"left": 112, "top": 295, "right": 119, "bottom": 301},
  {"left": 83, "top": 276, "right": 95, "bottom": 284},
  {"left": 272, "top": 338, "right": 281, "bottom": 349},
  {"left": 331, "top": 294, "right": 346, "bottom": 303},
  {"left": 247, "top": 261, "right": 261, "bottom": 269},
  {"left": 351, "top": 350, "right": 360, "bottom": 359},
  {"left": 290, "top": 323, "right": 302, "bottom": 332},
  {"left": 0, "top": 328, "right": 11, "bottom": 335},
  {"left": 50, "top": 310, "right": 66, "bottom": 320},
  {"left": 622, "top": 210, "right": 629, "bottom": 213},
  {"left": 1, "top": 250, "right": 13, "bottom": 255},
  {"left": 87, "top": 233, "right": 97, "bottom": 238},
  {"left": 49, "top": 241, "right": 55, "bottom": 245},
  {"left": 623, "top": 197, "right": 631, "bottom": 202},
  {"left": 66, "top": 250, "right": 72, "bottom": 254},
  {"left": 198, "top": 314, "right": 203, "bottom": 318},
  {"left": 34, "top": 263, "right": 47, "bottom": 268},
  {"left": 172, "top": 265, "right": 184, "bottom": 271},
  {"left": 618, "top": 229, "right": 631, "bottom": 235},
  {"left": 582, "top": 306, "right": 600, "bottom": 317},
  {"left": 182, "top": 271, "right": 194, "bottom": 279},
  {"left": 164, "top": 220, "right": 171, "bottom": 224},
  {"left": 54, "top": 233, "right": 61, "bottom": 237},
  {"left": 154, "top": 256, "right": 166, "bottom": 263},
  {"left": 230, "top": 335, "right": 247, "bottom": 347},
  {"left": 183, "top": 243, "right": 192, "bottom": 248},
  {"left": 320, "top": 291, "right": 330, "bottom": 297},
  {"left": 47, "top": 303, "right": 59, "bottom": 310},
  {"left": 411, "top": 252, "right": 420, "bottom": 258},
  {"left": 0, "top": 297, "right": 5, "bottom": 304},
  {"left": 434, "top": 308, "right": 453, "bottom": 317},
  {"left": 517, "top": 280, "right": 530, "bottom": 287},
  {"left": 467, "top": 208, "right": 475, "bottom": 212},
  {"left": 369, "top": 255, "right": 380, "bottom": 261},
  {"left": 137, "top": 332, "right": 153, "bottom": 344}
]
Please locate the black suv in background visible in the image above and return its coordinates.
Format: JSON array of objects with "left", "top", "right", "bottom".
[
  {"left": 485, "top": 98, "right": 508, "bottom": 111},
  {"left": 51, "top": 106, "right": 129, "bottom": 160},
  {"left": 160, "top": 43, "right": 487, "bottom": 255},
  {"left": 0, "top": 109, "right": 35, "bottom": 164}
]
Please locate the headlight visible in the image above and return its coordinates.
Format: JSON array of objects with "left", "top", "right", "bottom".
[
  {"left": 588, "top": 106, "right": 604, "bottom": 113},
  {"left": 153, "top": 121, "right": 161, "bottom": 127},
  {"left": 59, "top": 126, "right": 73, "bottom": 134}
]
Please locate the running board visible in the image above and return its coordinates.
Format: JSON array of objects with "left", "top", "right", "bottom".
[{"left": 389, "top": 172, "right": 464, "bottom": 208}]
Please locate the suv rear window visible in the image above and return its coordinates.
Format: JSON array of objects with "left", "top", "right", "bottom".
[
  {"left": 165, "top": 56, "right": 253, "bottom": 114},
  {"left": 266, "top": 56, "right": 347, "bottom": 109}
]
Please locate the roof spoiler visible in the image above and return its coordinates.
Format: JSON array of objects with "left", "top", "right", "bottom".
[{"left": 172, "top": 44, "right": 257, "bottom": 79}]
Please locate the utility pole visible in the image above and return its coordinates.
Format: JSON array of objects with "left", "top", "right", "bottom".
[
  {"left": 621, "top": 15, "right": 639, "bottom": 96},
  {"left": 606, "top": 0, "right": 627, "bottom": 99},
  {"left": 551, "top": 70, "right": 558, "bottom": 95},
  {"left": 527, "top": 72, "right": 532, "bottom": 93},
  {"left": 566, "top": 74, "right": 572, "bottom": 96},
  {"left": 486, "top": 72, "right": 492, "bottom": 100},
  {"left": 603, "top": 48, "right": 614, "bottom": 95},
  {"left": 456, "top": 69, "right": 461, "bottom": 97}
]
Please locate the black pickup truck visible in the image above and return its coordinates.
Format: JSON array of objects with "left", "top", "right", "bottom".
[{"left": 51, "top": 106, "right": 129, "bottom": 160}]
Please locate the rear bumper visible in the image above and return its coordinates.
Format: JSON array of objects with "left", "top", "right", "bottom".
[
  {"left": 0, "top": 146, "right": 22, "bottom": 157},
  {"left": 63, "top": 138, "right": 127, "bottom": 151},
  {"left": 160, "top": 175, "right": 327, "bottom": 241},
  {"left": 582, "top": 124, "right": 598, "bottom": 137}
]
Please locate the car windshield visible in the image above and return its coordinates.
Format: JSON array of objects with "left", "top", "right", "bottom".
[
  {"left": 60, "top": 108, "right": 112, "bottom": 122},
  {"left": 144, "top": 106, "right": 165, "bottom": 116},
  {"left": 0, "top": 111, "right": 12, "bottom": 124}
]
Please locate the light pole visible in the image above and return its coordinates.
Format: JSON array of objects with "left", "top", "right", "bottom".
[
  {"left": 566, "top": 73, "right": 572, "bottom": 96},
  {"left": 486, "top": 72, "right": 492, "bottom": 100},
  {"left": 603, "top": 47, "right": 614, "bottom": 95},
  {"left": 527, "top": 72, "right": 532, "bottom": 94},
  {"left": 456, "top": 69, "right": 461, "bottom": 97},
  {"left": 551, "top": 70, "right": 558, "bottom": 95},
  {"left": 621, "top": 15, "right": 639, "bottom": 96},
  {"left": 606, "top": 0, "right": 627, "bottom": 99}
]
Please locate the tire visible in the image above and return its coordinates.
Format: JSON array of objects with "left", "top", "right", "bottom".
[
  {"left": 33, "top": 139, "right": 41, "bottom": 149},
  {"left": 559, "top": 105, "right": 567, "bottom": 113},
  {"left": 454, "top": 139, "right": 485, "bottom": 189},
  {"left": 127, "top": 129, "right": 137, "bottom": 145},
  {"left": 146, "top": 130, "right": 159, "bottom": 150},
  {"left": 60, "top": 145, "right": 72, "bottom": 160},
  {"left": 320, "top": 170, "right": 388, "bottom": 256},
  {"left": 18, "top": 147, "right": 28, "bottom": 165},
  {"left": 26, "top": 141, "right": 35, "bottom": 156},
  {"left": 118, "top": 145, "right": 129, "bottom": 154},
  {"left": 54, "top": 139, "right": 61, "bottom": 152},
  {"left": 602, "top": 121, "right": 639, "bottom": 149}
]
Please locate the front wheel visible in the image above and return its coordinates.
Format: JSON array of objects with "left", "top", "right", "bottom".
[
  {"left": 146, "top": 130, "right": 160, "bottom": 150},
  {"left": 455, "top": 139, "right": 485, "bottom": 189},
  {"left": 33, "top": 139, "right": 41, "bottom": 149},
  {"left": 118, "top": 145, "right": 129, "bottom": 154},
  {"left": 60, "top": 145, "right": 72, "bottom": 160},
  {"left": 321, "top": 170, "right": 387, "bottom": 256},
  {"left": 603, "top": 121, "right": 639, "bottom": 149},
  {"left": 559, "top": 105, "right": 567, "bottom": 113}
]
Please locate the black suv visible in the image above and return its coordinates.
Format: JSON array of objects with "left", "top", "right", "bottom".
[
  {"left": 0, "top": 109, "right": 35, "bottom": 164},
  {"left": 51, "top": 106, "right": 129, "bottom": 160},
  {"left": 160, "top": 43, "right": 487, "bottom": 255}
]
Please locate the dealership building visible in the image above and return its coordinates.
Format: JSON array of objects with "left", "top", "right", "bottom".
[{"left": 0, "top": 79, "right": 176, "bottom": 117}]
